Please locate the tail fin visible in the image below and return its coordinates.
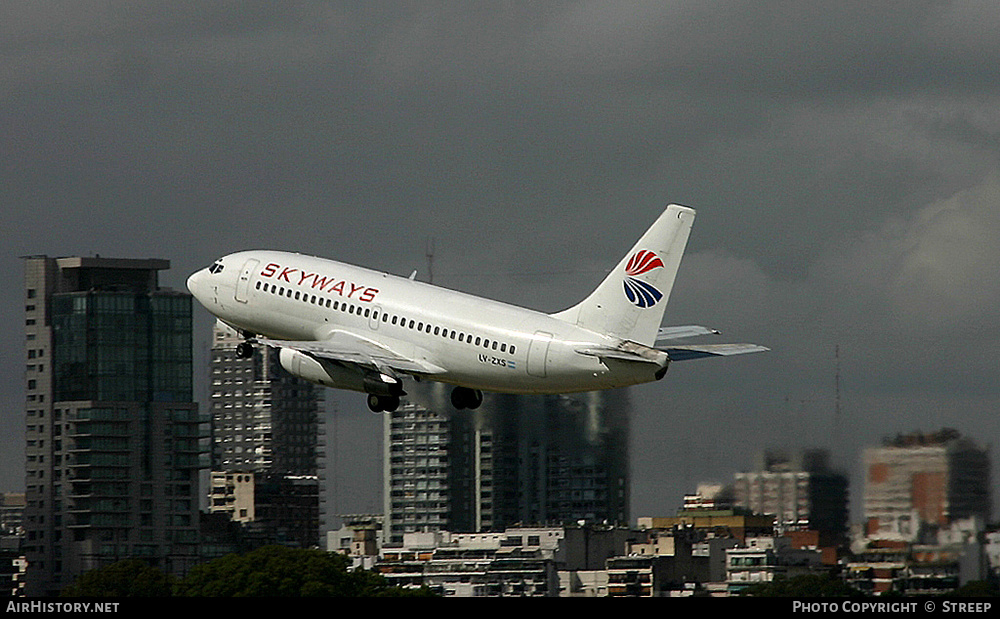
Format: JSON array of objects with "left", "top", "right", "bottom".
[{"left": 552, "top": 204, "right": 695, "bottom": 346}]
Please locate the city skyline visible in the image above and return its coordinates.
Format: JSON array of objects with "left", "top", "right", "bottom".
[
  {"left": 4, "top": 3, "right": 1000, "bottom": 525},
  {"left": 9, "top": 252, "right": 998, "bottom": 532}
]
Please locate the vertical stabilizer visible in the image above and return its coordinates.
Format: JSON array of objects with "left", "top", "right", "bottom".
[{"left": 551, "top": 204, "right": 695, "bottom": 346}]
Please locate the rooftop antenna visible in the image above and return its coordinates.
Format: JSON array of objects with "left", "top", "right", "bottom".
[
  {"left": 834, "top": 344, "right": 842, "bottom": 451},
  {"left": 425, "top": 238, "right": 435, "bottom": 285}
]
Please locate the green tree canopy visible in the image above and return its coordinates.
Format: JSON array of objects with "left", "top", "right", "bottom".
[
  {"left": 174, "top": 545, "right": 432, "bottom": 597},
  {"left": 952, "top": 580, "right": 999, "bottom": 597},
  {"left": 61, "top": 559, "right": 175, "bottom": 597},
  {"left": 742, "top": 573, "right": 866, "bottom": 597}
]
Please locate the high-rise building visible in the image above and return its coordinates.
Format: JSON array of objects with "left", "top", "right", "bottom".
[
  {"left": 207, "top": 323, "right": 322, "bottom": 547},
  {"left": 22, "top": 256, "right": 205, "bottom": 596},
  {"left": 863, "top": 428, "right": 991, "bottom": 542},
  {"left": 732, "top": 448, "right": 849, "bottom": 548},
  {"left": 0, "top": 493, "right": 25, "bottom": 537},
  {"left": 485, "top": 390, "right": 630, "bottom": 531},
  {"left": 382, "top": 385, "right": 629, "bottom": 544},
  {"left": 383, "top": 392, "right": 452, "bottom": 542}
]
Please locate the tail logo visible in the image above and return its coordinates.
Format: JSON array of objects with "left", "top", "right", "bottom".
[{"left": 623, "top": 250, "right": 664, "bottom": 308}]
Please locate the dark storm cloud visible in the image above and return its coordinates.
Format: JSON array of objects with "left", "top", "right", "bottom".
[{"left": 3, "top": 2, "right": 1000, "bottom": 520}]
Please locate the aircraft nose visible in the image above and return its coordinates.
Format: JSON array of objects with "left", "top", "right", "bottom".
[{"left": 186, "top": 269, "right": 205, "bottom": 297}]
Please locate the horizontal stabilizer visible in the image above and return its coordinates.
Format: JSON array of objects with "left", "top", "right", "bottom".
[
  {"left": 575, "top": 346, "right": 664, "bottom": 365},
  {"left": 662, "top": 343, "right": 769, "bottom": 361},
  {"left": 655, "top": 325, "right": 721, "bottom": 344}
]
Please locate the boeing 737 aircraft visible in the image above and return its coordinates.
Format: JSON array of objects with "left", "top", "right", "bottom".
[{"left": 187, "top": 204, "right": 766, "bottom": 412}]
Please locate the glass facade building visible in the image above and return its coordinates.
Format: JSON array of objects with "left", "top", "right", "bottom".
[
  {"left": 52, "top": 292, "right": 192, "bottom": 403},
  {"left": 22, "top": 256, "right": 205, "bottom": 596}
]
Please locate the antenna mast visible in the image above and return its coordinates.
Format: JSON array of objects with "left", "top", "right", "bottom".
[
  {"left": 425, "top": 238, "right": 435, "bottom": 284},
  {"left": 834, "top": 344, "right": 841, "bottom": 448}
]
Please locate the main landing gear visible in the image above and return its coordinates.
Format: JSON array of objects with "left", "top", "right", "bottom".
[
  {"left": 451, "top": 386, "right": 483, "bottom": 410},
  {"left": 367, "top": 394, "right": 400, "bottom": 413},
  {"left": 235, "top": 332, "right": 256, "bottom": 359},
  {"left": 235, "top": 341, "right": 255, "bottom": 359}
]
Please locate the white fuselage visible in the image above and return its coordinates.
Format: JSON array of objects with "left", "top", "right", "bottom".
[{"left": 187, "top": 250, "right": 666, "bottom": 394}]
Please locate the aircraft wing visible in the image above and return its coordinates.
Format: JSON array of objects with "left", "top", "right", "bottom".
[
  {"left": 660, "top": 343, "right": 769, "bottom": 361},
  {"left": 257, "top": 331, "right": 446, "bottom": 376}
]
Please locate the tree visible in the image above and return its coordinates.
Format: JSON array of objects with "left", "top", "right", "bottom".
[
  {"left": 174, "top": 545, "right": 433, "bottom": 597},
  {"left": 61, "top": 559, "right": 175, "bottom": 597},
  {"left": 952, "top": 580, "right": 999, "bottom": 597},
  {"left": 742, "top": 573, "right": 865, "bottom": 597}
]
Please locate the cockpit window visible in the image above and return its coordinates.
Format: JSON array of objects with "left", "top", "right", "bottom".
[{"left": 208, "top": 261, "right": 225, "bottom": 274}]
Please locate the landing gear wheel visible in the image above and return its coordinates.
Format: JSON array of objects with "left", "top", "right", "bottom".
[
  {"left": 367, "top": 394, "right": 400, "bottom": 413},
  {"left": 451, "top": 387, "right": 483, "bottom": 410},
  {"left": 235, "top": 341, "right": 254, "bottom": 359}
]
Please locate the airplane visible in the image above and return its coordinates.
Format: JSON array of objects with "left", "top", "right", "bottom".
[{"left": 186, "top": 204, "right": 767, "bottom": 412}]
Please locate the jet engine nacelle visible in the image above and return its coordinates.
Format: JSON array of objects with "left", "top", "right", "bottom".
[{"left": 278, "top": 348, "right": 402, "bottom": 396}]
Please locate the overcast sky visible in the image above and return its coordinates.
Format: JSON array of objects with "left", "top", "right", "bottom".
[{"left": 4, "top": 2, "right": 1000, "bottom": 526}]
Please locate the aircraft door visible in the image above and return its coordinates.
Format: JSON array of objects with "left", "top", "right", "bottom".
[
  {"left": 369, "top": 305, "right": 382, "bottom": 330},
  {"left": 527, "top": 331, "right": 553, "bottom": 378},
  {"left": 235, "top": 259, "right": 259, "bottom": 303}
]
